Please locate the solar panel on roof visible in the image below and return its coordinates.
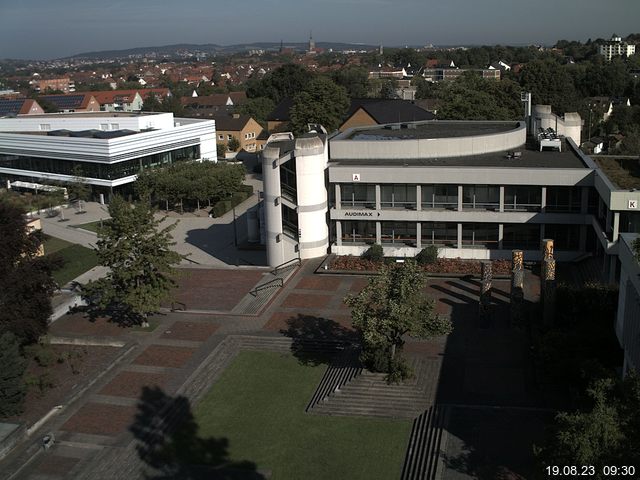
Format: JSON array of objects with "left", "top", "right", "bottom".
[
  {"left": 41, "top": 95, "right": 84, "bottom": 109},
  {"left": 0, "top": 99, "right": 25, "bottom": 116}
]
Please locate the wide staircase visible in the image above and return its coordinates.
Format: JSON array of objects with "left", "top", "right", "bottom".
[
  {"left": 400, "top": 405, "right": 450, "bottom": 480},
  {"left": 310, "top": 357, "right": 440, "bottom": 419}
]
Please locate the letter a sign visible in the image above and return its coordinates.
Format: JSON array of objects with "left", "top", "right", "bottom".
[{"left": 352, "top": 173, "right": 361, "bottom": 182}]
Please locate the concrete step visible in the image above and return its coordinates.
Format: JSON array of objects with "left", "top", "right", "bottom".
[
  {"left": 401, "top": 406, "right": 449, "bottom": 480},
  {"left": 312, "top": 405, "right": 420, "bottom": 419}
]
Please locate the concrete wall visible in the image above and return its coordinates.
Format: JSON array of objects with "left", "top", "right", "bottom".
[
  {"left": 330, "top": 121, "right": 526, "bottom": 160},
  {"left": 616, "top": 233, "right": 640, "bottom": 374}
]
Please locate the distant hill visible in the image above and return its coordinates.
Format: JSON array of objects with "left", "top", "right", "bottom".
[{"left": 65, "top": 42, "right": 381, "bottom": 60}]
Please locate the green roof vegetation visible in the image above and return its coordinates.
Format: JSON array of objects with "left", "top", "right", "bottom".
[{"left": 594, "top": 157, "right": 640, "bottom": 190}]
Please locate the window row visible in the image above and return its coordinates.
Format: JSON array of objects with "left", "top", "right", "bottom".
[
  {"left": 339, "top": 221, "right": 581, "bottom": 250},
  {"left": 337, "top": 184, "right": 584, "bottom": 213},
  {"left": 0, "top": 145, "right": 200, "bottom": 181}
]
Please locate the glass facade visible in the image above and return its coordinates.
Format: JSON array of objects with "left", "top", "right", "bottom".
[
  {"left": 381, "top": 221, "right": 417, "bottom": 245},
  {"left": 421, "top": 185, "right": 457, "bottom": 210},
  {"left": 546, "top": 187, "right": 581, "bottom": 213},
  {"left": 341, "top": 184, "right": 375, "bottom": 208},
  {"left": 463, "top": 185, "right": 500, "bottom": 210},
  {"left": 503, "top": 223, "right": 541, "bottom": 250},
  {"left": 380, "top": 184, "right": 416, "bottom": 209},
  {"left": 279, "top": 160, "right": 297, "bottom": 201},
  {"left": 545, "top": 224, "right": 580, "bottom": 250},
  {"left": 341, "top": 221, "right": 376, "bottom": 244},
  {"left": 461, "top": 223, "right": 499, "bottom": 249},
  {"left": 0, "top": 145, "right": 199, "bottom": 181},
  {"left": 282, "top": 204, "right": 298, "bottom": 239},
  {"left": 504, "top": 186, "right": 542, "bottom": 212},
  {"left": 421, "top": 222, "right": 457, "bottom": 247}
]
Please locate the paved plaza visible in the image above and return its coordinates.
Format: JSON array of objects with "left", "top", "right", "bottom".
[{"left": 1, "top": 257, "right": 547, "bottom": 480}]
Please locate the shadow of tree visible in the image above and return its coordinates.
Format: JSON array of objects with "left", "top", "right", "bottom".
[
  {"left": 130, "top": 386, "right": 265, "bottom": 480},
  {"left": 279, "top": 314, "right": 359, "bottom": 366}
]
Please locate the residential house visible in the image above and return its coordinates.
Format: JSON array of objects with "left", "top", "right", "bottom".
[
  {"left": 0, "top": 98, "right": 44, "bottom": 117},
  {"left": 339, "top": 99, "right": 436, "bottom": 132},
  {"left": 33, "top": 77, "right": 75, "bottom": 93},
  {"left": 213, "top": 113, "right": 263, "bottom": 155},
  {"left": 182, "top": 92, "right": 247, "bottom": 117},
  {"left": 39, "top": 94, "right": 101, "bottom": 113}
]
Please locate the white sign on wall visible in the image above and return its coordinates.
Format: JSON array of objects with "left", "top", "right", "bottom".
[
  {"left": 352, "top": 173, "right": 360, "bottom": 182},
  {"left": 629, "top": 199, "right": 638, "bottom": 209}
]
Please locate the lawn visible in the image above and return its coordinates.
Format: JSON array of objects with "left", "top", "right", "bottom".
[
  {"left": 43, "top": 236, "right": 99, "bottom": 286},
  {"left": 73, "top": 220, "right": 105, "bottom": 233},
  {"left": 189, "top": 351, "right": 412, "bottom": 480}
]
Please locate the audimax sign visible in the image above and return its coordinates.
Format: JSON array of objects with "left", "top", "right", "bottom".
[{"left": 344, "top": 211, "right": 381, "bottom": 217}]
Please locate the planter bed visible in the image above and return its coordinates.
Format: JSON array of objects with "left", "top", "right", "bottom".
[{"left": 319, "top": 255, "right": 512, "bottom": 278}]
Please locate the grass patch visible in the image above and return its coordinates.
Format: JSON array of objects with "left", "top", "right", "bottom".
[
  {"left": 43, "top": 236, "right": 98, "bottom": 286},
  {"left": 594, "top": 157, "right": 640, "bottom": 189},
  {"left": 74, "top": 220, "right": 106, "bottom": 233},
  {"left": 185, "top": 351, "right": 411, "bottom": 480}
]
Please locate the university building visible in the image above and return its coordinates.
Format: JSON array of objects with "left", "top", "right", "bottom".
[
  {"left": 260, "top": 107, "right": 640, "bottom": 287},
  {"left": 0, "top": 112, "right": 216, "bottom": 199}
]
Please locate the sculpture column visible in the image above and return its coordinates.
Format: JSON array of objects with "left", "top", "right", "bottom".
[
  {"left": 510, "top": 249, "right": 525, "bottom": 327},
  {"left": 479, "top": 260, "right": 493, "bottom": 324}
]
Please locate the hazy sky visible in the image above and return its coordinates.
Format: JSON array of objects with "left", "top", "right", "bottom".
[{"left": 0, "top": 0, "right": 639, "bottom": 59}]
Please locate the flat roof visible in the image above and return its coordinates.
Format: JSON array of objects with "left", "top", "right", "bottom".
[
  {"left": 4, "top": 112, "right": 162, "bottom": 119},
  {"left": 343, "top": 121, "right": 520, "bottom": 141},
  {"left": 330, "top": 144, "right": 588, "bottom": 169}
]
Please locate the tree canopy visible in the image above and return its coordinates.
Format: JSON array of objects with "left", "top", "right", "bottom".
[
  {"left": 0, "top": 332, "right": 27, "bottom": 418},
  {"left": 344, "top": 260, "right": 452, "bottom": 380},
  {"left": 246, "top": 64, "right": 314, "bottom": 104},
  {"left": 331, "top": 66, "right": 370, "bottom": 98},
  {"left": 0, "top": 202, "right": 59, "bottom": 344},
  {"left": 289, "top": 76, "right": 350, "bottom": 134},
  {"left": 82, "top": 196, "right": 182, "bottom": 327},
  {"left": 518, "top": 59, "right": 580, "bottom": 113}
]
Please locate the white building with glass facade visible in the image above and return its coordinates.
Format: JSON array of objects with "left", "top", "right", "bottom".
[
  {"left": 0, "top": 112, "right": 216, "bottom": 199},
  {"left": 261, "top": 109, "right": 640, "bottom": 283}
]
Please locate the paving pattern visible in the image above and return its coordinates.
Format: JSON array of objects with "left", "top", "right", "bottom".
[{"left": 1, "top": 259, "right": 545, "bottom": 480}]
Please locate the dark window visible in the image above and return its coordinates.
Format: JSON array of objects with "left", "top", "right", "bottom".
[
  {"left": 381, "top": 221, "right": 417, "bottom": 245},
  {"left": 279, "top": 160, "right": 297, "bottom": 201},
  {"left": 341, "top": 221, "right": 376, "bottom": 244},
  {"left": 421, "top": 222, "right": 457, "bottom": 247},
  {"left": 546, "top": 187, "right": 581, "bottom": 213},
  {"left": 380, "top": 184, "right": 416, "bottom": 209},
  {"left": 504, "top": 186, "right": 542, "bottom": 212},
  {"left": 341, "top": 183, "right": 376, "bottom": 208},
  {"left": 282, "top": 204, "right": 298, "bottom": 239},
  {"left": 421, "top": 184, "right": 457, "bottom": 210},
  {"left": 461, "top": 223, "right": 499, "bottom": 249},
  {"left": 463, "top": 185, "right": 500, "bottom": 210},
  {"left": 503, "top": 223, "right": 541, "bottom": 250},
  {"left": 544, "top": 224, "right": 580, "bottom": 250}
]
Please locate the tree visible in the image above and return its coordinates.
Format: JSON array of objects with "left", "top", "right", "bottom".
[
  {"left": 0, "top": 202, "right": 59, "bottom": 344},
  {"left": 344, "top": 261, "right": 452, "bottom": 381},
  {"left": 245, "top": 64, "right": 314, "bottom": 103},
  {"left": 331, "top": 66, "right": 369, "bottom": 98},
  {"left": 236, "top": 96, "right": 275, "bottom": 126},
  {"left": 68, "top": 165, "right": 91, "bottom": 210},
  {"left": 227, "top": 136, "right": 241, "bottom": 153},
  {"left": 379, "top": 78, "right": 398, "bottom": 99},
  {"left": 537, "top": 374, "right": 640, "bottom": 476},
  {"left": 82, "top": 196, "right": 182, "bottom": 327},
  {"left": 519, "top": 59, "right": 580, "bottom": 113},
  {"left": 0, "top": 332, "right": 27, "bottom": 418},
  {"left": 142, "top": 92, "right": 163, "bottom": 112},
  {"left": 289, "top": 76, "right": 349, "bottom": 134}
]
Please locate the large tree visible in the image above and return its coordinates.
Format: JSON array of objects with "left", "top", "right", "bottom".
[
  {"left": 0, "top": 332, "right": 27, "bottom": 418},
  {"left": 82, "top": 196, "right": 182, "bottom": 327},
  {"left": 289, "top": 76, "right": 349, "bottom": 134},
  {"left": 245, "top": 64, "right": 314, "bottom": 104},
  {"left": 344, "top": 260, "right": 452, "bottom": 380},
  {"left": 0, "top": 202, "right": 59, "bottom": 344},
  {"left": 331, "top": 66, "right": 370, "bottom": 98},
  {"left": 519, "top": 59, "right": 580, "bottom": 114}
]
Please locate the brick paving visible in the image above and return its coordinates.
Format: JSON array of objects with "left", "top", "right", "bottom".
[
  {"left": 61, "top": 403, "right": 137, "bottom": 436},
  {"left": 160, "top": 320, "right": 219, "bottom": 342},
  {"left": 32, "top": 455, "right": 80, "bottom": 476},
  {"left": 281, "top": 292, "right": 333, "bottom": 308},
  {"left": 50, "top": 313, "right": 131, "bottom": 337},
  {"left": 2, "top": 259, "right": 548, "bottom": 480},
  {"left": 99, "top": 371, "right": 170, "bottom": 398},
  {"left": 133, "top": 345, "right": 196, "bottom": 369},
  {"left": 171, "top": 268, "right": 266, "bottom": 311}
]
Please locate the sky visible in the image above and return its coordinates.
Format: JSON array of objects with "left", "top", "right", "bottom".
[{"left": 0, "top": 0, "right": 639, "bottom": 60}]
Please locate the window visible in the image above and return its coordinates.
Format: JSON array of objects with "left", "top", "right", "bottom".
[
  {"left": 421, "top": 222, "right": 457, "bottom": 247},
  {"left": 111, "top": 123, "right": 119, "bottom": 130},
  {"left": 218, "top": 134, "right": 223, "bottom": 140},
  {"left": 461, "top": 223, "right": 499, "bottom": 249},
  {"left": 341, "top": 184, "right": 375, "bottom": 208},
  {"left": 227, "top": 134, "right": 232, "bottom": 140},
  {"left": 380, "top": 184, "right": 416, "bottom": 209},
  {"left": 546, "top": 187, "right": 581, "bottom": 213},
  {"left": 463, "top": 185, "right": 500, "bottom": 210},
  {"left": 279, "top": 161, "right": 297, "bottom": 201},
  {"left": 381, "top": 222, "right": 417, "bottom": 245},
  {"left": 341, "top": 221, "right": 376, "bottom": 244},
  {"left": 282, "top": 205, "right": 298, "bottom": 239},
  {"left": 503, "top": 224, "right": 540, "bottom": 250},
  {"left": 544, "top": 224, "right": 580, "bottom": 250},
  {"left": 39, "top": 124, "right": 51, "bottom": 131},
  {"left": 100, "top": 123, "right": 108, "bottom": 131},
  {"left": 421, "top": 184, "right": 457, "bottom": 209},
  {"left": 504, "top": 186, "right": 542, "bottom": 212}
]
